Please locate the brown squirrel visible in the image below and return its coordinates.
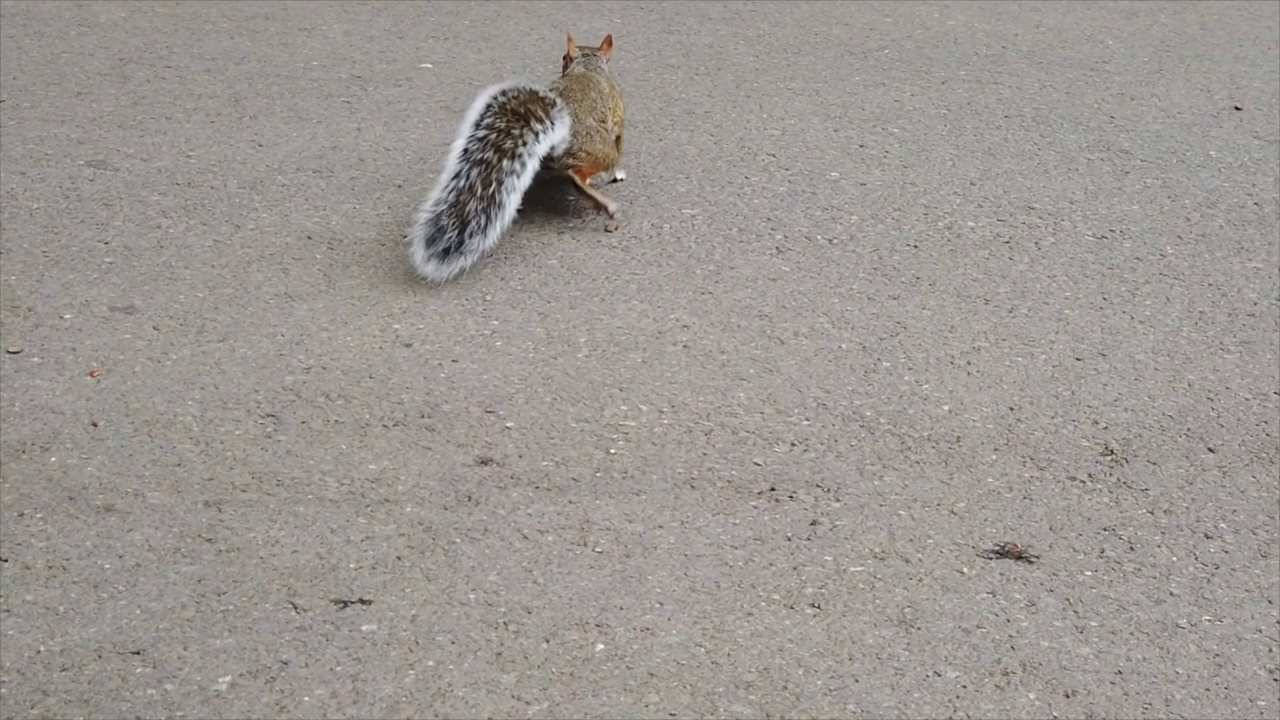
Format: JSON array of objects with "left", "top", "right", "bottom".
[{"left": 408, "top": 33, "right": 626, "bottom": 283}]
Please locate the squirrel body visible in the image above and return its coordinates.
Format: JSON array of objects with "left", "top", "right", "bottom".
[
  {"left": 548, "top": 34, "right": 627, "bottom": 205},
  {"left": 408, "top": 33, "right": 625, "bottom": 283}
]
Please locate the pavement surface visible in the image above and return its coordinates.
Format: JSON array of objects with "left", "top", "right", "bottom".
[{"left": 1, "top": 1, "right": 1278, "bottom": 718}]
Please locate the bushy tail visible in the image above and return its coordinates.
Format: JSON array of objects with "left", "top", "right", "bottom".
[{"left": 408, "top": 82, "right": 571, "bottom": 282}]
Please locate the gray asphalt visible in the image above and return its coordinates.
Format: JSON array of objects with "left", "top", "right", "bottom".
[{"left": 2, "top": 1, "right": 1278, "bottom": 718}]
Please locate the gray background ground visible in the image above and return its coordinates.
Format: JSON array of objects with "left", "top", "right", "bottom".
[{"left": 1, "top": 1, "right": 1277, "bottom": 718}]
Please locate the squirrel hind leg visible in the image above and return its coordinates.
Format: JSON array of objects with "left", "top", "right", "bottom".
[{"left": 567, "top": 169, "right": 619, "bottom": 218}]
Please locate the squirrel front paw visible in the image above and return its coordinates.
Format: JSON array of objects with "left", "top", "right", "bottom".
[{"left": 610, "top": 169, "right": 627, "bottom": 183}]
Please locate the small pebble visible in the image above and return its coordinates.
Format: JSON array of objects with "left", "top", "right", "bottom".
[{"left": 5, "top": 346, "right": 21, "bottom": 354}]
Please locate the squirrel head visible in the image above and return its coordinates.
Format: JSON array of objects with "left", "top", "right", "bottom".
[{"left": 561, "top": 32, "right": 613, "bottom": 75}]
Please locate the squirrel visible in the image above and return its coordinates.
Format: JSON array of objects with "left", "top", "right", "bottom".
[{"left": 408, "top": 32, "right": 626, "bottom": 283}]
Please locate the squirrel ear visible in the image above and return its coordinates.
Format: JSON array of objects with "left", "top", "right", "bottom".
[
  {"left": 565, "top": 32, "right": 579, "bottom": 58},
  {"left": 598, "top": 34, "right": 614, "bottom": 57}
]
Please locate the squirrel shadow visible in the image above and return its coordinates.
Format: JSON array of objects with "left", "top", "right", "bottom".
[{"left": 517, "top": 168, "right": 590, "bottom": 221}]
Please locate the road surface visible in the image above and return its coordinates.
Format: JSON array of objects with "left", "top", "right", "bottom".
[{"left": 2, "top": 1, "right": 1277, "bottom": 718}]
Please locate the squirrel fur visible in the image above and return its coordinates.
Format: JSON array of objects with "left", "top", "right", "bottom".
[{"left": 408, "top": 33, "right": 626, "bottom": 283}]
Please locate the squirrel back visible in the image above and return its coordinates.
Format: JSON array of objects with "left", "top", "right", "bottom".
[
  {"left": 549, "top": 33, "right": 626, "bottom": 186},
  {"left": 407, "top": 34, "right": 624, "bottom": 283}
]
